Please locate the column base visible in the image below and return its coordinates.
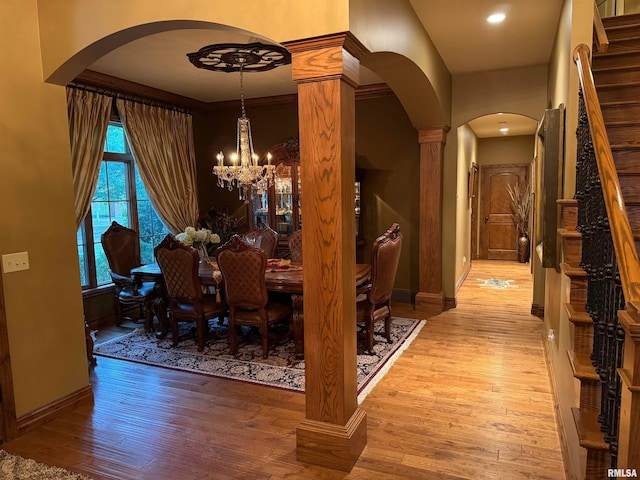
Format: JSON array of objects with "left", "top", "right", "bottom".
[
  {"left": 296, "top": 407, "right": 367, "bottom": 471},
  {"left": 414, "top": 291, "right": 445, "bottom": 316}
]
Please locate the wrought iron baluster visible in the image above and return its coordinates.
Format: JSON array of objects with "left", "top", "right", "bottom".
[{"left": 575, "top": 88, "right": 625, "bottom": 467}]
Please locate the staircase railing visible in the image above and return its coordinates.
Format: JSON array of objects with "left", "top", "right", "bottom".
[
  {"left": 594, "top": 1, "right": 609, "bottom": 52},
  {"left": 573, "top": 42, "right": 640, "bottom": 469}
]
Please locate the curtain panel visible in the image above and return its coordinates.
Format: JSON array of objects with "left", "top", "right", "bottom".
[
  {"left": 115, "top": 99, "right": 199, "bottom": 234},
  {"left": 66, "top": 88, "right": 112, "bottom": 229}
]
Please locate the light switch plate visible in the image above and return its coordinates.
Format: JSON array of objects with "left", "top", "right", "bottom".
[{"left": 2, "top": 252, "right": 30, "bottom": 273}]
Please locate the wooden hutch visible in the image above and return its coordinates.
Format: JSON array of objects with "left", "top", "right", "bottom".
[{"left": 247, "top": 137, "right": 364, "bottom": 259}]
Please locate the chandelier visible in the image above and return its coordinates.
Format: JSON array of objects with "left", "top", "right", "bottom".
[{"left": 187, "top": 42, "right": 291, "bottom": 202}]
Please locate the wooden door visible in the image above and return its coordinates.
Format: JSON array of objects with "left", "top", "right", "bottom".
[{"left": 480, "top": 164, "right": 528, "bottom": 260}]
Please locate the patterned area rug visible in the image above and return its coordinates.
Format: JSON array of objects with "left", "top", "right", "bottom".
[
  {"left": 0, "top": 450, "right": 93, "bottom": 479},
  {"left": 477, "top": 277, "right": 518, "bottom": 289},
  {"left": 94, "top": 317, "right": 425, "bottom": 402}
]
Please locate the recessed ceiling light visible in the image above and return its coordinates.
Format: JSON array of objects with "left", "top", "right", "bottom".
[
  {"left": 500, "top": 127, "right": 509, "bottom": 133},
  {"left": 487, "top": 13, "right": 506, "bottom": 24}
]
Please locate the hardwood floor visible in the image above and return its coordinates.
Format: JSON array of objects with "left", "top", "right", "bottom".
[{"left": 2, "top": 260, "right": 565, "bottom": 479}]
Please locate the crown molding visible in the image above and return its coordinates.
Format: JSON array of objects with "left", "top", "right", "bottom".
[{"left": 73, "top": 70, "right": 395, "bottom": 113}]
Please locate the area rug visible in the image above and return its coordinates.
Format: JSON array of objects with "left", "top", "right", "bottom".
[
  {"left": 477, "top": 277, "right": 518, "bottom": 289},
  {"left": 94, "top": 317, "right": 425, "bottom": 402},
  {"left": 0, "top": 450, "right": 93, "bottom": 480}
]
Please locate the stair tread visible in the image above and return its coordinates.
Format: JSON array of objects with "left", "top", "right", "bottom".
[
  {"left": 571, "top": 407, "right": 609, "bottom": 450},
  {"left": 568, "top": 351, "right": 599, "bottom": 381},
  {"left": 557, "top": 199, "right": 578, "bottom": 205},
  {"left": 560, "top": 263, "right": 587, "bottom": 277},
  {"left": 596, "top": 80, "right": 640, "bottom": 88},
  {"left": 558, "top": 228, "right": 581, "bottom": 238},
  {"left": 565, "top": 303, "right": 592, "bottom": 324},
  {"left": 594, "top": 64, "right": 640, "bottom": 73}
]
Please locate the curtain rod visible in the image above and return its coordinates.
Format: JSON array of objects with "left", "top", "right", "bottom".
[{"left": 67, "top": 81, "right": 192, "bottom": 115}]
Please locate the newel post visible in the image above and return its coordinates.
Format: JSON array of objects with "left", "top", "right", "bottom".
[
  {"left": 285, "top": 33, "right": 369, "bottom": 471},
  {"left": 617, "top": 309, "right": 640, "bottom": 469},
  {"left": 415, "top": 126, "right": 449, "bottom": 315}
]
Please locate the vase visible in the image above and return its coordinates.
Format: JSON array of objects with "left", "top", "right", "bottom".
[
  {"left": 517, "top": 235, "right": 530, "bottom": 263},
  {"left": 196, "top": 243, "right": 210, "bottom": 264}
]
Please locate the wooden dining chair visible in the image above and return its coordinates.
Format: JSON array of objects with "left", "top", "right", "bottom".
[
  {"left": 154, "top": 234, "right": 227, "bottom": 351},
  {"left": 215, "top": 235, "right": 292, "bottom": 358},
  {"left": 244, "top": 222, "right": 278, "bottom": 258},
  {"left": 288, "top": 229, "right": 303, "bottom": 263},
  {"left": 356, "top": 223, "right": 403, "bottom": 353},
  {"left": 101, "top": 221, "right": 159, "bottom": 331}
]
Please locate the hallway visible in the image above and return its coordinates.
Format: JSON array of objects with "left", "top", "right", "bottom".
[{"left": 2, "top": 260, "right": 565, "bottom": 479}]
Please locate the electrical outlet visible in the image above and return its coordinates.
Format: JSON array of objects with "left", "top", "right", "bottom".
[
  {"left": 463, "top": 256, "right": 467, "bottom": 265},
  {"left": 2, "top": 251, "right": 30, "bottom": 273}
]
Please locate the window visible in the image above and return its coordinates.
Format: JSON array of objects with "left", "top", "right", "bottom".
[{"left": 77, "top": 122, "right": 170, "bottom": 290}]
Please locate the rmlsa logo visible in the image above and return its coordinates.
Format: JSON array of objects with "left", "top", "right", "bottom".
[{"left": 608, "top": 469, "right": 638, "bottom": 478}]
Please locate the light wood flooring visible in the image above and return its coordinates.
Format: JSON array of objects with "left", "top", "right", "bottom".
[{"left": 2, "top": 260, "right": 566, "bottom": 479}]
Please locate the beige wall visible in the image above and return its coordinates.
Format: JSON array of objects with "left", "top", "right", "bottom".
[
  {"left": 0, "top": 1, "right": 90, "bottom": 416},
  {"left": 454, "top": 125, "right": 477, "bottom": 285},
  {"left": 443, "top": 66, "right": 548, "bottom": 299},
  {"left": 543, "top": 0, "right": 595, "bottom": 478}
]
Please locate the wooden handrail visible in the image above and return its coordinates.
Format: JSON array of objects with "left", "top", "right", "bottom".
[
  {"left": 573, "top": 43, "right": 640, "bottom": 305},
  {"left": 593, "top": 1, "right": 609, "bottom": 53}
]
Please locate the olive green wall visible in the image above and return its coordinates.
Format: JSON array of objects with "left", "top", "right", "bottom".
[{"left": 193, "top": 94, "right": 420, "bottom": 298}]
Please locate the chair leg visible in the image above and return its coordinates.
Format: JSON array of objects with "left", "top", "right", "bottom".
[
  {"left": 154, "top": 297, "right": 169, "bottom": 338},
  {"left": 114, "top": 296, "right": 124, "bottom": 326},
  {"left": 170, "top": 312, "right": 180, "bottom": 348},
  {"left": 384, "top": 313, "right": 392, "bottom": 342},
  {"left": 366, "top": 316, "right": 375, "bottom": 353}
]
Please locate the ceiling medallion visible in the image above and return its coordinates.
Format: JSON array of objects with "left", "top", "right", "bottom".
[{"left": 186, "top": 42, "right": 291, "bottom": 73}]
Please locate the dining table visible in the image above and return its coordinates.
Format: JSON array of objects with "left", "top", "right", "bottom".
[{"left": 131, "top": 260, "right": 371, "bottom": 357}]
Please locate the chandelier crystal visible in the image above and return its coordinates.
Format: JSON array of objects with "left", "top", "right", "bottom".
[{"left": 186, "top": 42, "right": 291, "bottom": 203}]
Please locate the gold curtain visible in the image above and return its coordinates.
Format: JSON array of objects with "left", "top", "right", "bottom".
[
  {"left": 66, "top": 88, "right": 112, "bottom": 229},
  {"left": 115, "top": 99, "right": 199, "bottom": 233}
]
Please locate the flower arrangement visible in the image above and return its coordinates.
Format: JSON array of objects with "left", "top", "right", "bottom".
[
  {"left": 506, "top": 182, "right": 531, "bottom": 237},
  {"left": 176, "top": 227, "right": 220, "bottom": 247},
  {"left": 197, "top": 205, "right": 243, "bottom": 245}
]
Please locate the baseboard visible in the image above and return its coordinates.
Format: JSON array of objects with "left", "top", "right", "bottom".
[
  {"left": 17, "top": 385, "right": 93, "bottom": 436},
  {"left": 531, "top": 303, "right": 545, "bottom": 319},
  {"left": 391, "top": 289, "right": 413, "bottom": 305},
  {"left": 444, "top": 297, "right": 456, "bottom": 310},
  {"left": 456, "top": 262, "right": 472, "bottom": 292},
  {"left": 542, "top": 331, "right": 577, "bottom": 480}
]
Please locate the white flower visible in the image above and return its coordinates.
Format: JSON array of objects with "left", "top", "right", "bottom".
[
  {"left": 176, "top": 227, "right": 217, "bottom": 246},
  {"left": 176, "top": 232, "right": 193, "bottom": 246}
]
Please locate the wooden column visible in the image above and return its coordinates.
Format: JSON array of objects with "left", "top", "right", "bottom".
[
  {"left": 415, "top": 126, "right": 449, "bottom": 315},
  {"left": 285, "top": 33, "right": 368, "bottom": 471}
]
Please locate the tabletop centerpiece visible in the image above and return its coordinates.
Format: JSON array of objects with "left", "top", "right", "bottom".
[{"left": 176, "top": 226, "right": 220, "bottom": 263}]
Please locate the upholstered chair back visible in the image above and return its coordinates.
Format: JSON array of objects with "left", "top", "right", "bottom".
[
  {"left": 244, "top": 223, "right": 278, "bottom": 258},
  {"left": 101, "top": 221, "right": 142, "bottom": 276},
  {"left": 216, "top": 235, "right": 268, "bottom": 309},
  {"left": 154, "top": 234, "right": 203, "bottom": 304},
  {"left": 288, "top": 230, "right": 303, "bottom": 263},
  {"left": 368, "top": 223, "right": 403, "bottom": 306}
]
